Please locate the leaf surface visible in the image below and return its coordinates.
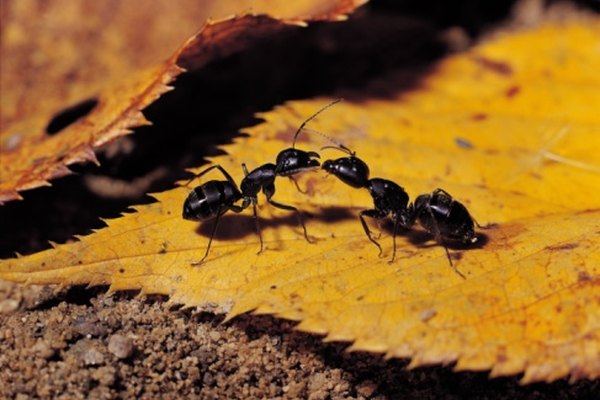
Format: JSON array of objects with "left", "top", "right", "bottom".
[{"left": 1, "top": 21, "right": 600, "bottom": 383}]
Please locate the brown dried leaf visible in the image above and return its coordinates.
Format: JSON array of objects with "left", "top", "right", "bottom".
[{"left": 0, "top": 0, "right": 365, "bottom": 203}]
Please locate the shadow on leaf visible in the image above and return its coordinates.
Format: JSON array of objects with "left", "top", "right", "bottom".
[{"left": 194, "top": 206, "right": 355, "bottom": 240}]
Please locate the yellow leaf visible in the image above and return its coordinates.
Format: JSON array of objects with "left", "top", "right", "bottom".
[{"left": 2, "top": 20, "right": 600, "bottom": 383}]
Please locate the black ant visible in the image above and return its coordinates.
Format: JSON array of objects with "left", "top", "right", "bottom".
[
  {"left": 182, "top": 100, "right": 341, "bottom": 265},
  {"left": 322, "top": 143, "right": 481, "bottom": 278},
  {"left": 410, "top": 188, "right": 482, "bottom": 279},
  {"left": 321, "top": 144, "right": 411, "bottom": 263}
]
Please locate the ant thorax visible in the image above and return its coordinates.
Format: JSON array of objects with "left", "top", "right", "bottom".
[
  {"left": 240, "top": 163, "right": 277, "bottom": 197},
  {"left": 367, "top": 178, "right": 410, "bottom": 217}
]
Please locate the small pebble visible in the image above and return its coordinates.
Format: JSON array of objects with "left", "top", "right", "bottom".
[
  {"left": 92, "top": 366, "right": 117, "bottom": 386},
  {"left": 308, "top": 372, "right": 328, "bottom": 392},
  {"left": 73, "top": 316, "right": 108, "bottom": 337},
  {"left": 108, "top": 334, "right": 135, "bottom": 359},
  {"left": 420, "top": 308, "right": 437, "bottom": 322},
  {"left": 69, "top": 339, "right": 105, "bottom": 366},
  {"left": 31, "top": 340, "right": 55, "bottom": 360},
  {"left": 83, "top": 347, "right": 105, "bottom": 366},
  {"left": 356, "top": 380, "right": 378, "bottom": 398},
  {"left": 0, "top": 299, "right": 20, "bottom": 314}
]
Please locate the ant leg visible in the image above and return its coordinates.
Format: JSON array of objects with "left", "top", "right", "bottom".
[
  {"left": 441, "top": 238, "right": 466, "bottom": 279},
  {"left": 372, "top": 219, "right": 383, "bottom": 240},
  {"left": 263, "top": 182, "right": 314, "bottom": 243},
  {"left": 251, "top": 201, "right": 265, "bottom": 254},
  {"left": 424, "top": 206, "right": 466, "bottom": 279},
  {"left": 359, "top": 209, "right": 385, "bottom": 257},
  {"left": 191, "top": 202, "right": 246, "bottom": 266},
  {"left": 267, "top": 199, "right": 314, "bottom": 243},
  {"left": 183, "top": 164, "right": 238, "bottom": 189},
  {"left": 389, "top": 220, "right": 400, "bottom": 264},
  {"left": 471, "top": 215, "right": 490, "bottom": 229},
  {"left": 191, "top": 210, "right": 224, "bottom": 266},
  {"left": 432, "top": 187, "right": 452, "bottom": 197},
  {"left": 288, "top": 176, "right": 307, "bottom": 194},
  {"left": 255, "top": 215, "right": 264, "bottom": 254},
  {"left": 241, "top": 163, "right": 250, "bottom": 176}
]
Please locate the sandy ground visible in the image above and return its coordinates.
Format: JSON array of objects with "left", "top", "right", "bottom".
[{"left": 1, "top": 281, "right": 598, "bottom": 399}]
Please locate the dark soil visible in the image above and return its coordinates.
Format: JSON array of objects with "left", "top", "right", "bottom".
[{"left": 1, "top": 282, "right": 598, "bottom": 399}]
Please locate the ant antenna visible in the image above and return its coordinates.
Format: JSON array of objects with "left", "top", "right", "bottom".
[
  {"left": 320, "top": 144, "right": 355, "bottom": 156},
  {"left": 301, "top": 127, "right": 355, "bottom": 155},
  {"left": 304, "top": 128, "right": 355, "bottom": 155},
  {"left": 292, "top": 98, "right": 343, "bottom": 148}
]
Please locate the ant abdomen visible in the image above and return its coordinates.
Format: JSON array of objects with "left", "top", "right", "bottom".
[
  {"left": 413, "top": 189, "right": 477, "bottom": 245},
  {"left": 183, "top": 181, "right": 241, "bottom": 221}
]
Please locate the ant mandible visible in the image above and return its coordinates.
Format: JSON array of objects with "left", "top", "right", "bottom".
[
  {"left": 321, "top": 144, "right": 411, "bottom": 263},
  {"left": 182, "top": 99, "right": 341, "bottom": 265}
]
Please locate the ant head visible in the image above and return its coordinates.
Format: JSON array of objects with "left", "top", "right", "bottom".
[
  {"left": 321, "top": 152, "right": 369, "bottom": 189},
  {"left": 275, "top": 148, "right": 320, "bottom": 177}
]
